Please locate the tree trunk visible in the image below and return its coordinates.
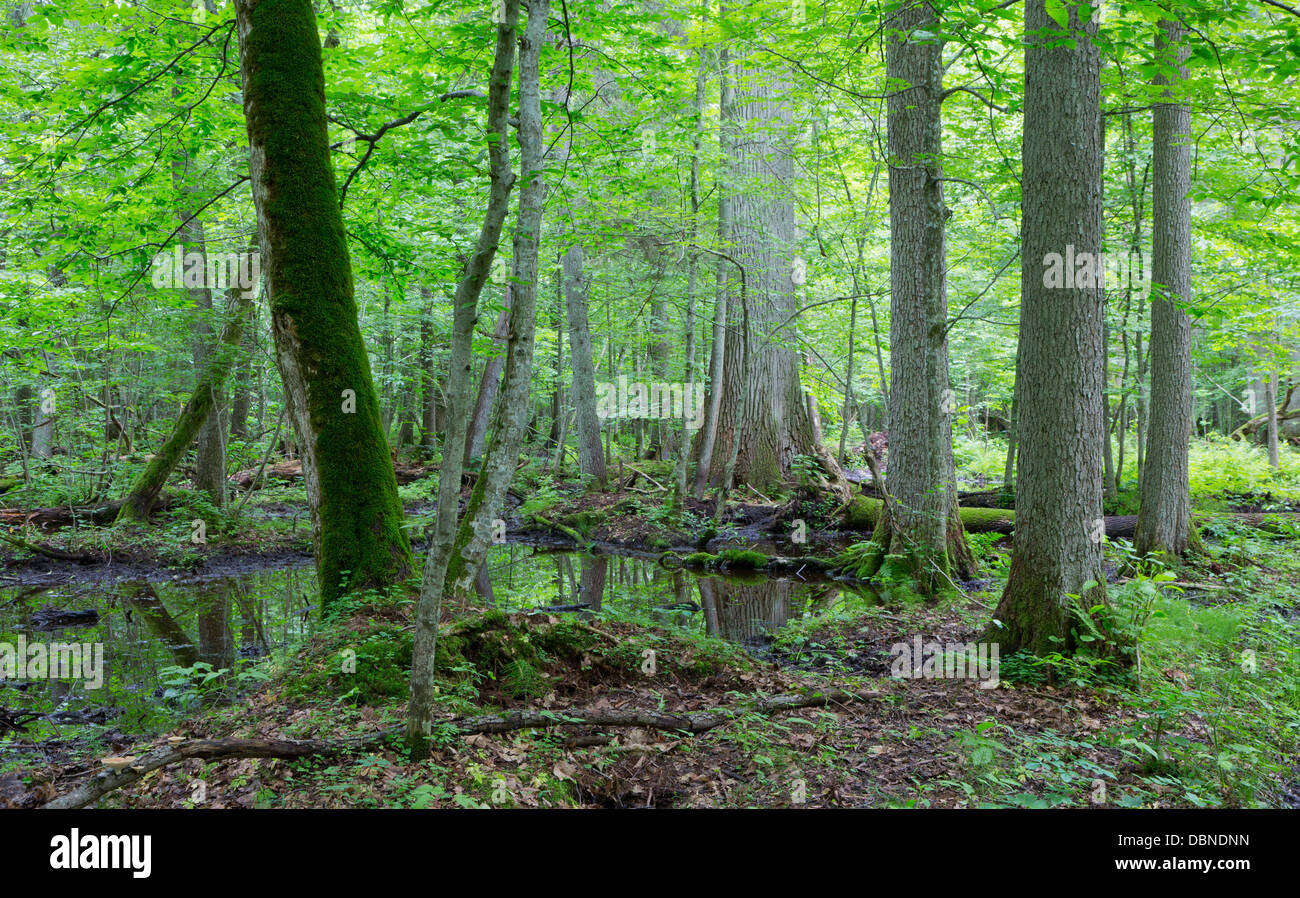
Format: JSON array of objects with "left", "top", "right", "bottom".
[
  {"left": 418, "top": 286, "right": 440, "bottom": 455},
  {"left": 693, "top": 41, "right": 731, "bottom": 499},
  {"left": 649, "top": 292, "right": 672, "bottom": 460},
  {"left": 232, "top": 0, "right": 411, "bottom": 608},
  {"left": 1266, "top": 370, "right": 1280, "bottom": 469},
  {"left": 708, "top": 46, "right": 840, "bottom": 495},
  {"left": 116, "top": 292, "right": 252, "bottom": 522},
  {"left": 464, "top": 307, "right": 509, "bottom": 465},
  {"left": 546, "top": 262, "right": 563, "bottom": 451},
  {"left": 30, "top": 357, "right": 54, "bottom": 460},
  {"left": 1003, "top": 349, "right": 1018, "bottom": 486},
  {"left": 444, "top": 0, "right": 549, "bottom": 592},
  {"left": 1136, "top": 19, "right": 1196, "bottom": 557},
  {"left": 228, "top": 310, "right": 255, "bottom": 442},
  {"left": 1102, "top": 322, "right": 1114, "bottom": 500},
  {"left": 989, "top": 0, "right": 1109, "bottom": 656},
  {"left": 405, "top": 0, "right": 526, "bottom": 758},
  {"left": 564, "top": 242, "right": 607, "bottom": 487},
  {"left": 170, "top": 90, "right": 228, "bottom": 508},
  {"left": 672, "top": 46, "right": 706, "bottom": 506},
  {"left": 882, "top": 0, "right": 971, "bottom": 588},
  {"left": 838, "top": 294, "right": 857, "bottom": 465}
]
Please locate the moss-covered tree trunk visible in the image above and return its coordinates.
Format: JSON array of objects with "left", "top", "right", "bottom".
[
  {"left": 406, "top": 0, "right": 523, "bottom": 758},
  {"left": 232, "top": 0, "right": 410, "bottom": 608},
  {"left": 116, "top": 293, "right": 251, "bottom": 523}
]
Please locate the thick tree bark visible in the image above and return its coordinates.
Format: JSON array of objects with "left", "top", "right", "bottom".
[
  {"left": 232, "top": 0, "right": 411, "bottom": 608},
  {"left": 882, "top": 0, "right": 972, "bottom": 588},
  {"left": 405, "top": 0, "right": 525, "bottom": 758},
  {"left": 1136, "top": 19, "right": 1197, "bottom": 557},
  {"left": 989, "top": 0, "right": 1109, "bottom": 656},
  {"left": 708, "top": 47, "right": 842, "bottom": 495}
]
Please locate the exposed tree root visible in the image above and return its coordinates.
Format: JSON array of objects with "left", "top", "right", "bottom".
[{"left": 43, "top": 688, "right": 878, "bottom": 809}]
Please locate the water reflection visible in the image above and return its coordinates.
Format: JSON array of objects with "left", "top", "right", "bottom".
[
  {"left": 484, "top": 546, "right": 865, "bottom": 648},
  {"left": 1, "top": 547, "right": 870, "bottom": 745},
  {"left": 0, "top": 566, "right": 316, "bottom": 744}
]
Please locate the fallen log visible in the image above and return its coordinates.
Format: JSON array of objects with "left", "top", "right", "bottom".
[
  {"left": 43, "top": 688, "right": 878, "bottom": 809},
  {"left": 226, "top": 459, "right": 305, "bottom": 489},
  {"left": 956, "top": 488, "right": 1014, "bottom": 509},
  {"left": 531, "top": 513, "right": 589, "bottom": 544},
  {"left": 227, "top": 458, "right": 429, "bottom": 489},
  {"left": 840, "top": 498, "right": 1299, "bottom": 539},
  {"left": 842, "top": 496, "right": 1017, "bottom": 534},
  {"left": 0, "top": 497, "right": 172, "bottom": 531}
]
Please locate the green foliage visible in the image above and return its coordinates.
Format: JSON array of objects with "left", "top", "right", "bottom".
[{"left": 1189, "top": 434, "right": 1300, "bottom": 501}]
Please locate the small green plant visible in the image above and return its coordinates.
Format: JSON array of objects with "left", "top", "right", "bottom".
[{"left": 159, "top": 661, "right": 230, "bottom": 708}]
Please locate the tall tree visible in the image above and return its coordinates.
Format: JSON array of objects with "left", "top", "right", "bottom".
[
  {"left": 1136, "top": 18, "right": 1198, "bottom": 558},
  {"left": 232, "top": 0, "right": 411, "bottom": 608},
  {"left": 171, "top": 130, "right": 227, "bottom": 508},
  {"left": 706, "top": 31, "right": 844, "bottom": 496},
  {"left": 988, "top": 0, "right": 1109, "bottom": 656},
  {"left": 406, "top": 0, "right": 530, "bottom": 757},
  {"left": 442, "top": 0, "right": 550, "bottom": 595},
  {"left": 116, "top": 288, "right": 252, "bottom": 522},
  {"left": 874, "top": 0, "right": 974, "bottom": 589},
  {"left": 692, "top": 41, "right": 732, "bottom": 499}
]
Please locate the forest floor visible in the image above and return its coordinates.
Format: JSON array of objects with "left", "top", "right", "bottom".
[
  {"left": 4, "top": 458, "right": 1300, "bottom": 808},
  {"left": 5, "top": 496, "right": 1299, "bottom": 809}
]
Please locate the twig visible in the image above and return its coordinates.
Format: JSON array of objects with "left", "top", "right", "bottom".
[{"left": 43, "top": 689, "right": 879, "bottom": 809}]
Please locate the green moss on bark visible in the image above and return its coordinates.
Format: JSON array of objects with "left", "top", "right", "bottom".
[
  {"left": 842, "top": 495, "right": 1014, "bottom": 534},
  {"left": 236, "top": 0, "right": 412, "bottom": 609}
]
